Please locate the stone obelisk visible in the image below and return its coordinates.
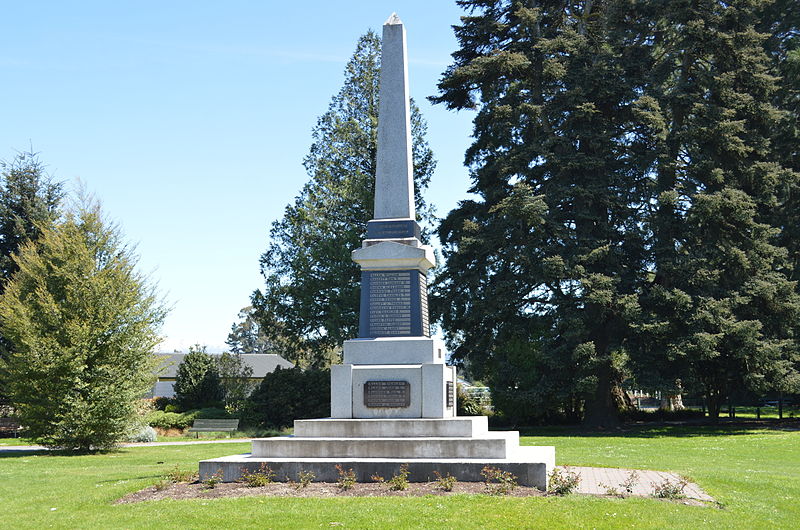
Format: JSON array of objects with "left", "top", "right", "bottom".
[
  {"left": 374, "top": 13, "right": 414, "bottom": 222},
  {"left": 200, "top": 15, "right": 555, "bottom": 489},
  {"left": 331, "top": 13, "right": 453, "bottom": 419}
]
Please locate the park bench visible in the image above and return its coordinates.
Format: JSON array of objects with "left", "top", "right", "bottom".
[
  {"left": 187, "top": 418, "right": 239, "bottom": 438},
  {"left": 0, "top": 417, "right": 22, "bottom": 438}
]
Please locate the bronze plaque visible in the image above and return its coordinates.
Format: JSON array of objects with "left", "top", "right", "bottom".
[
  {"left": 364, "top": 380, "right": 411, "bottom": 408},
  {"left": 446, "top": 381, "right": 454, "bottom": 409}
]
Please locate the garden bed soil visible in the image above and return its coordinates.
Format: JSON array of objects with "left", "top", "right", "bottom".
[
  {"left": 117, "top": 480, "right": 710, "bottom": 506},
  {"left": 117, "top": 480, "right": 545, "bottom": 503}
]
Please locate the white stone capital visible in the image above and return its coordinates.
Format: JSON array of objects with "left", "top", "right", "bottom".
[{"left": 352, "top": 241, "right": 435, "bottom": 272}]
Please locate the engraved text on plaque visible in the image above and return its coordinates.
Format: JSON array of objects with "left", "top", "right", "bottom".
[{"left": 364, "top": 380, "right": 411, "bottom": 408}]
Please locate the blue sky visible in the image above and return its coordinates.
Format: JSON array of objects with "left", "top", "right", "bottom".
[{"left": 0, "top": 1, "right": 476, "bottom": 352}]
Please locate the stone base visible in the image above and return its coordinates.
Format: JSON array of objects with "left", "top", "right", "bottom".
[
  {"left": 199, "top": 417, "right": 555, "bottom": 490},
  {"left": 200, "top": 446, "right": 554, "bottom": 489},
  {"left": 331, "top": 363, "right": 456, "bottom": 419},
  {"left": 294, "top": 416, "right": 488, "bottom": 438}
]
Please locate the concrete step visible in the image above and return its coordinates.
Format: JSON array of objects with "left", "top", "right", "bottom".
[
  {"left": 294, "top": 416, "right": 489, "bottom": 438},
  {"left": 252, "top": 432, "right": 520, "bottom": 459},
  {"left": 200, "top": 446, "right": 555, "bottom": 489}
]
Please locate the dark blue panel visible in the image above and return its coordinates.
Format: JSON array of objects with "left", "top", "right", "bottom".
[
  {"left": 358, "top": 269, "right": 430, "bottom": 338},
  {"left": 366, "top": 219, "right": 421, "bottom": 240}
]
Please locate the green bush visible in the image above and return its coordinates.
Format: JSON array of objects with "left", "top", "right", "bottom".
[
  {"left": 125, "top": 425, "right": 157, "bottom": 443},
  {"left": 146, "top": 410, "right": 197, "bottom": 430},
  {"left": 247, "top": 366, "right": 330, "bottom": 429},
  {"left": 173, "top": 346, "right": 223, "bottom": 410},
  {"left": 457, "top": 384, "right": 492, "bottom": 416},
  {"left": 194, "top": 407, "right": 231, "bottom": 419}
]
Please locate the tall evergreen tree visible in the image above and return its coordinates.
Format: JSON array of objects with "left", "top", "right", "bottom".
[
  {"left": 226, "top": 306, "right": 273, "bottom": 354},
  {"left": 641, "top": 0, "right": 800, "bottom": 418},
  {"left": 0, "top": 201, "right": 166, "bottom": 450},
  {"left": 0, "top": 150, "right": 63, "bottom": 288},
  {"left": 252, "top": 31, "right": 436, "bottom": 368},
  {"left": 0, "top": 150, "right": 63, "bottom": 398},
  {"left": 431, "top": 0, "right": 652, "bottom": 426}
]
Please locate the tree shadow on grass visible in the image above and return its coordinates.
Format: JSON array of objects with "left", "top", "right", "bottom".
[
  {"left": 516, "top": 420, "right": 800, "bottom": 439},
  {"left": 0, "top": 449, "right": 49, "bottom": 458}
]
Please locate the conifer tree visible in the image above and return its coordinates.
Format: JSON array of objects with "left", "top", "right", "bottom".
[
  {"left": 173, "top": 345, "right": 223, "bottom": 410},
  {"left": 0, "top": 150, "right": 63, "bottom": 288},
  {"left": 431, "top": 0, "right": 651, "bottom": 426},
  {"left": 641, "top": 0, "right": 800, "bottom": 418},
  {"left": 0, "top": 202, "right": 166, "bottom": 450},
  {"left": 252, "top": 31, "right": 436, "bottom": 368}
]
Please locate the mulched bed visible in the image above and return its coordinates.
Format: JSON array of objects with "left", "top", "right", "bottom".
[{"left": 116, "top": 480, "right": 545, "bottom": 503}]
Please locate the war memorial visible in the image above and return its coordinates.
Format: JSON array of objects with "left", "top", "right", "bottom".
[{"left": 199, "top": 14, "right": 555, "bottom": 489}]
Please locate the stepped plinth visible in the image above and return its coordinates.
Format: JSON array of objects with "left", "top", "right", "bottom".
[{"left": 199, "top": 13, "right": 555, "bottom": 490}]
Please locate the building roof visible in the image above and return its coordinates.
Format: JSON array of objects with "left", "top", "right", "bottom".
[{"left": 154, "top": 353, "right": 294, "bottom": 378}]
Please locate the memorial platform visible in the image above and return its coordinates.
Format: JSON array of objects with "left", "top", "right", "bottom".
[{"left": 199, "top": 417, "right": 554, "bottom": 489}]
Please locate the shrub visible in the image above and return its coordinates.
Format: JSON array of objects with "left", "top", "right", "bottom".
[
  {"left": 336, "top": 464, "right": 356, "bottom": 491},
  {"left": 387, "top": 464, "right": 410, "bottom": 491},
  {"left": 126, "top": 425, "right": 157, "bottom": 443},
  {"left": 652, "top": 477, "right": 687, "bottom": 499},
  {"left": 247, "top": 367, "right": 330, "bottom": 429},
  {"left": 173, "top": 345, "right": 223, "bottom": 410},
  {"left": 433, "top": 470, "right": 457, "bottom": 492},
  {"left": 203, "top": 469, "right": 224, "bottom": 489},
  {"left": 481, "top": 466, "right": 518, "bottom": 495},
  {"left": 145, "top": 410, "right": 196, "bottom": 430},
  {"left": 239, "top": 463, "right": 275, "bottom": 487},
  {"left": 548, "top": 466, "right": 581, "bottom": 495},
  {"left": 164, "top": 465, "right": 197, "bottom": 483},
  {"left": 621, "top": 470, "right": 640, "bottom": 495},
  {"left": 151, "top": 396, "right": 176, "bottom": 411},
  {"left": 457, "top": 384, "right": 492, "bottom": 416},
  {"left": 296, "top": 470, "right": 315, "bottom": 489}
]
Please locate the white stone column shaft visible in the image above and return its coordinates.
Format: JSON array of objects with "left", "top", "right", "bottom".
[{"left": 374, "top": 13, "right": 415, "bottom": 220}]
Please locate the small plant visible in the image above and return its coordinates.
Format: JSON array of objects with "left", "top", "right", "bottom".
[
  {"left": 296, "top": 470, "right": 315, "bottom": 489},
  {"left": 153, "top": 479, "right": 171, "bottom": 491},
  {"left": 239, "top": 463, "right": 275, "bottom": 487},
  {"left": 599, "top": 482, "right": 621, "bottom": 496},
  {"left": 202, "top": 469, "right": 224, "bottom": 489},
  {"left": 433, "top": 470, "right": 457, "bottom": 492},
  {"left": 652, "top": 477, "right": 687, "bottom": 499},
  {"left": 335, "top": 464, "right": 356, "bottom": 491},
  {"left": 548, "top": 466, "right": 581, "bottom": 495},
  {"left": 621, "top": 470, "right": 640, "bottom": 495},
  {"left": 481, "top": 466, "right": 518, "bottom": 495},
  {"left": 386, "top": 464, "right": 410, "bottom": 491},
  {"left": 370, "top": 473, "right": 385, "bottom": 484},
  {"left": 164, "top": 464, "right": 197, "bottom": 483}
]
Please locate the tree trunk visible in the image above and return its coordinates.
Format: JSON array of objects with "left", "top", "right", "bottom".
[
  {"left": 583, "top": 360, "right": 622, "bottom": 428},
  {"left": 706, "top": 390, "right": 722, "bottom": 422}
]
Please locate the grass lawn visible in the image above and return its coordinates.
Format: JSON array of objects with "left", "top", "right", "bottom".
[
  {"left": 0, "top": 424, "right": 797, "bottom": 529},
  {"left": 0, "top": 436, "right": 35, "bottom": 446}
]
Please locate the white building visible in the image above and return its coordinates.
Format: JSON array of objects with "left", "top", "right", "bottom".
[{"left": 151, "top": 353, "right": 294, "bottom": 398}]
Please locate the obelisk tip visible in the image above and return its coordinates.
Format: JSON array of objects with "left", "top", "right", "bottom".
[{"left": 384, "top": 12, "right": 402, "bottom": 26}]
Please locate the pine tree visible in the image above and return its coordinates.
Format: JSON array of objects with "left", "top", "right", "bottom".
[
  {"left": 641, "top": 0, "right": 800, "bottom": 419},
  {"left": 0, "top": 150, "right": 63, "bottom": 287},
  {"left": 0, "top": 201, "right": 166, "bottom": 451},
  {"left": 226, "top": 306, "right": 273, "bottom": 354},
  {"left": 252, "top": 31, "right": 436, "bottom": 368},
  {"left": 431, "top": 0, "right": 652, "bottom": 426}
]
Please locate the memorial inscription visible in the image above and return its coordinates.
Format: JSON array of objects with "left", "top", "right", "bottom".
[
  {"left": 364, "top": 380, "right": 411, "bottom": 408},
  {"left": 368, "top": 271, "right": 412, "bottom": 336},
  {"left": 446, "top": 381, "right": 454, "bottom": 409}
]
